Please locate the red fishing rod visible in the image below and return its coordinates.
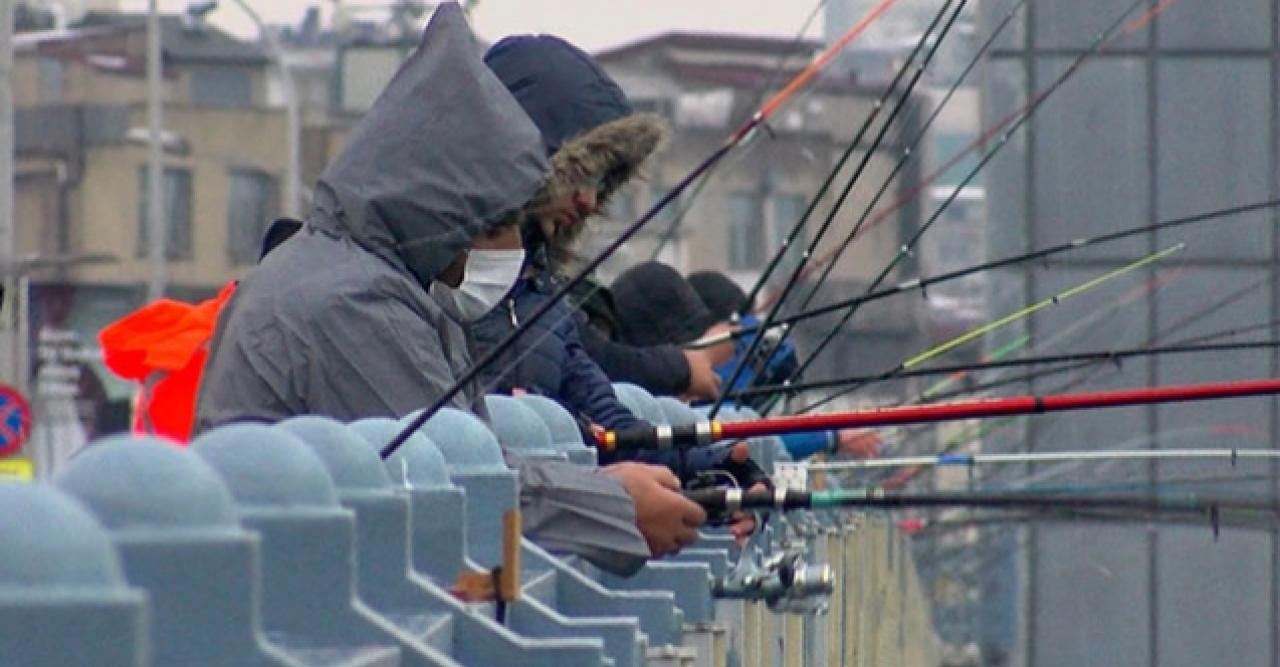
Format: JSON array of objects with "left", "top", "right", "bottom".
[{"left": 597, "top": 377, "right": 1280, "bottom": 451}]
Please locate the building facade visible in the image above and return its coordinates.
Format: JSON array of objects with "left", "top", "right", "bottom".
[
  {"left": 593, "top": 33, "right": 926, "bottom": 403},
  {"left": 10, "top": 11, "right": 328, "bottom": 470}
]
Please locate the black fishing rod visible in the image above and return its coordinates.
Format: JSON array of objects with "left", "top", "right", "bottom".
[
  {"left": 682, "top": 485, "right": 1280, "bottom": 517},
  {"left": 730, "top": 1, "right": 1035, "bottom": 416},
  {"left": 736, "top": 0, "right": 965, "bottom": 316},
  {"left": 686, "top": 199, "right": 1280, "bottom": 350},
  {"left": 825, "top": 270, "right": 1271, "bottom": 492},
  {"left": 910, "top": 498, "right": 1280, "bottom": 541},
  {"left": 741, "top": 0, "right": 1028, "bottom": 362},
  {"left": 801, "top": 318, "right": 1280, "bottom": 415},
  {"left": 710, "top": 0, "right": 969, "bottom": 418},
  {"left": 783, "top": 0, "right": 1162, "bottom": 396},
  {"left": 731, "top": 339, "right": 1280, "bottom": 399},
  {"left": 648, "top": 0, "right": 831, "bottom": 261},
  {"left": 808, "top": 268, "right": 1272, "bottom": 421}
]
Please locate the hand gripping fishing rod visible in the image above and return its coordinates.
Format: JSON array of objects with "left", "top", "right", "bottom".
[
  {"left": 378, "top": 0, "right": 904, "bottom": 459},
  {"left": 596, "top": 376, "right": 1280, "bottom": 452}
]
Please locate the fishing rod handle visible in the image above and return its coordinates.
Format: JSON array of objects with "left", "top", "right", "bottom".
[
  {"left": 684, "top": 487, "right": 812, "bottom": 513},
  {"left": 598, "top": 422, "right": 723, "bottom": 451}
]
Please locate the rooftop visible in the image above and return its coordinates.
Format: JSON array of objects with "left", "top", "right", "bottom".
[{"left": 17, "top": 12, "right": 268, "bottom": 66}]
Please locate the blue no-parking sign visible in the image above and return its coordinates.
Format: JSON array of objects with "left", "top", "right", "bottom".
[{"left": 0, "top": 385, "right": 32, "bottom": 458}]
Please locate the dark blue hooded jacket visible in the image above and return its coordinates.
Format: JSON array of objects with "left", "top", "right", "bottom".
[{"left": 474, "top": 35, "right": 646, "bottom": 433}]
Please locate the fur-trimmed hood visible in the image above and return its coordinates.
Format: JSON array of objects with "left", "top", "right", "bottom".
[{"left": 486, "top": 35, "right": 667, "bottom": 270}]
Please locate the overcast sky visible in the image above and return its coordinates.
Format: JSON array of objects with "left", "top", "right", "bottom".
[{"left": 118, "top": 0, "right": 827, "bottom": 52}]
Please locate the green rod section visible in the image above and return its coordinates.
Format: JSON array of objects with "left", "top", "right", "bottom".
[{"left": 901, "top": 244, "right": 1184, "bottom": 369}]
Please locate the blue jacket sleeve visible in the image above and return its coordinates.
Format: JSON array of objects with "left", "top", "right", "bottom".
[{"left": 780, "top": 431, "right": 837, "bottom": 460}]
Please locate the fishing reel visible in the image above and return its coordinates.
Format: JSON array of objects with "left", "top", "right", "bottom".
[{"left": 711, "top": 546, "right": 834, "bottom": 613}]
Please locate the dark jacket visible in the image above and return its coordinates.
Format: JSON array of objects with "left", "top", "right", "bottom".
[
  {"left": 575, "top": 278, "right": 693, "bottom": 397},
  {"left": 477, "top": 35, "right": 668, "bottom": 429},
  {"left": 485, "top": 36, "right": 693, "bottom": 398},
  {"left": 473, "top": 276, "right": 640, "bottom": 431}
]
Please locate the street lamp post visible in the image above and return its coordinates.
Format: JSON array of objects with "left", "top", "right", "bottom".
[
  {"left": 0, "top": 0, "right": 18, "bottom": 389},
  {"left": 146, "top": 0, "right": 167, "bottom": 302},
  {"left": 228, "top": 0, "right": 301, "bottom": 217}
]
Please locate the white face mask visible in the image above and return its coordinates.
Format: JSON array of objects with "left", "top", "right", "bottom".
[{"left": 443, "top": 248, "right": 525, "bottom": 322}]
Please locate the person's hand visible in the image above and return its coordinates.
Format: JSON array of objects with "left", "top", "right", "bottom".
[
  {"left": 699, "top": 323, "right": 737, "bottom": 367},
  {"left": 681, "top": 349, "right": 722, "bottom": 402},
  {"left": 836, "top": 429, "right": 882, "bottom": 459},
  {"left": 728, "top": 480, "right": 766, "bottom": 547},
  {"left": 602, "top": 462, "right": 707, "bottom": 557}
]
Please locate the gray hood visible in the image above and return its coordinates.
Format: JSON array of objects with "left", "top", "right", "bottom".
[{"left": 313, "top": 2, "right": 548, "bottom": 288}]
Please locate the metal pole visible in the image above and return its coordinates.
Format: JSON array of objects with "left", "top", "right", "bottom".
[
  {"left": 230, "top": 0, "right": 301, "bottom": 216},
  {"left": 146, "top": 0, "right": 167, "bottom": 301},
  {"left": 0, "top": 0, "right": 17, "bottom": 388}
]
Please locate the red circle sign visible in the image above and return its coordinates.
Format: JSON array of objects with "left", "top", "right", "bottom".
[{"left": 0, "top": 385, "right": 33, "bottom": 457}]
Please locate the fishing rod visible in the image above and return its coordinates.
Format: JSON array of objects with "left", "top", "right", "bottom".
[
  {"left": 379, "top": 0, "right": 904, "bottom": 459},
  {"left": 761, "top": 0, "right": 1183, "bottom": 315},
  {"left": 780, "top": 0, "right": 1176, "bottom": 391},
  {"left": 793, "top": 249, "right": 1192, "bottom": 412},
  {"left": 772, "top": 267, "right": 1184, "bottom": 483},
  {"left": 732, "top": 339, "right": 1280, "bottom": 399},
  {"left": 681, "top": 485, "right": 1280, "bottom": 516},
  {"left": 890, "top": 276, "right": 1278, "bottom": 489},
  {"left": 919, "top": 334, "right": 1030, "bottom": 400},
  {"left": 914, "top": 318, "right": 1278, "bottom": 409},
  {"left": 863, "top": 275, "right": 1272, "bottom": 468},
  {"left": 909, "top": 488, "right": 1280, "bottom": 540},
  {"left": 648, "top": 0, "right": 831, "bottom": 261},
  {"left": 760, "top": 0, "right": 1029, "bottom": 322},
  {"left": 856, "top": 266, "right": 1192, "bottom": 442},
  {"left": 785, "top": 243, "right": 1183, "bottom": 412},
  {"left": 711, "top": 0, "right": 970, "bottom": 418},
  {"left": 596, "top": 376, "right": 1280, "bottom": 451},
  {"left": 811, "top": 447, "right": 1280, "bottom": 471},
  {"left": 736, "top": 0, "right": 967, "bottom": 314},
  {"left": 684, "top": 199, "right": 1280, "bottom": 350}
]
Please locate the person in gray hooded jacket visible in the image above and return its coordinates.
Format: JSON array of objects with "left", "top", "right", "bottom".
[{"left": 194, "top": 4, "right": 703, "bottom": 573}]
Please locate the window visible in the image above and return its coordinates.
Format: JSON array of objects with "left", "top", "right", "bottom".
[
  {"left": 190, "top": 66, "right": 253, "bottom": 107},
  {"left": 37, "top": 57, "right": 63, "bottom": 103},
  {"left": 727, "top": 191, "right": 764, "bottom": 270},
  {"left": 770, "top": 193, "right": 807, "bottom": 270},
  {"left": 136, "top": 166, "right": 193, "bottom": 261},
  {"left": 227, "top": 169, "right": 280, "bottom": 265}
]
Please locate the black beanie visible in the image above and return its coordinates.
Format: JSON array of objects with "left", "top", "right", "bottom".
[
  {"left": 687, "top": 270, "right": 748, "bottom": 322},
  {"left": 612, "top": 262, "right": 717, "bottom": 346}
]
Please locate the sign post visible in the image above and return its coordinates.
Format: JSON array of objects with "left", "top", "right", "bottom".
[{"left": 0, "top": 383, "right": 32, "bottom": 466}]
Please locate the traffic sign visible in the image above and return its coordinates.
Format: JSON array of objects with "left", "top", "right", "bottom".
[{"left": 0, "top": 385, "right": 32, "bottom": 458}]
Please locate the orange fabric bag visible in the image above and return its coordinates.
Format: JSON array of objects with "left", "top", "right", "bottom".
[{"left": 98, "top": 282, "right": 236, "bottom": 443}]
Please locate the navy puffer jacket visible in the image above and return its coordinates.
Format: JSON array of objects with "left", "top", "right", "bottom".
[{"left": 473, "top": 275, "right": 641, "bottom": 432}]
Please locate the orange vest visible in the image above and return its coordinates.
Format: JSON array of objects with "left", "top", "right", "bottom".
[{"left": 99, "top": 282, "right": 236, "bottom": 443}]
